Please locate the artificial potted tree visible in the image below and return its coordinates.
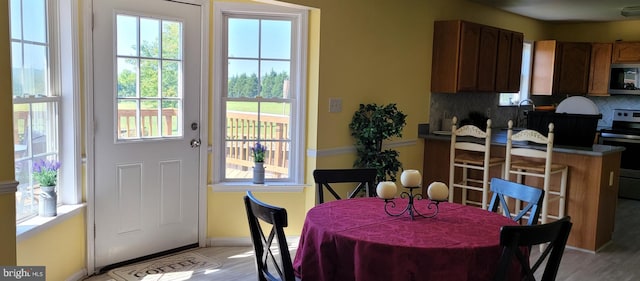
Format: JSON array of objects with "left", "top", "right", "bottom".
[{"left": 349, "top": 103, "right": 407, "bottom": 191}]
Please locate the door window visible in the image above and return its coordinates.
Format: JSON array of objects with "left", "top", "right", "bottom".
[{"left": 116, "top": 15, "right": 183, "bottom": 140}]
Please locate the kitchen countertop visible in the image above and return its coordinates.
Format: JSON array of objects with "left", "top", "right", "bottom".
[{"left": 419, "top": 129, "right": 625, "bottom": 157}]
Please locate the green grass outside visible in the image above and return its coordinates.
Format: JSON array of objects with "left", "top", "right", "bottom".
[{"left": 227, "top": 101, "right": 290, "bottom": 115}]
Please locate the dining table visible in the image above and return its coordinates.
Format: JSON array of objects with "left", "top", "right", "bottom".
[{"left": 293, "top": 197, "right": 522, "bottom": 281}]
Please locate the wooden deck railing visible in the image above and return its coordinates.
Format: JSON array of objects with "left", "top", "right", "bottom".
[
  {"left": 225, "top": 111, "right": 290, "bottom": 177},
  {"left": 14, "top": 109, "right": 291, "bottom": 178}
]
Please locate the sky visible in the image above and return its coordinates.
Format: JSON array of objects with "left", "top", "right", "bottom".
[{"left": 114, "top": 15, "right": 293, "bottom": 83}]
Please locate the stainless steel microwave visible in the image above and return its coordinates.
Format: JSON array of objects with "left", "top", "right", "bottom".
[{"left": 610, "top": 64, "right": 640, "bottom": 95}]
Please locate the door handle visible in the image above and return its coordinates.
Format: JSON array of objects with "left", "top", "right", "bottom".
[{"left": 190, "top": 138, "right": 201, "bottom": 148}]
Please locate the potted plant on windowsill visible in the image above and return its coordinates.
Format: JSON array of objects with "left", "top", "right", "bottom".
[
  {"left": 251, "top": 142, "right": 266, "bottom": 184},
  {"left": 33, "top": 159, "right": 60, "bottom": 217}
]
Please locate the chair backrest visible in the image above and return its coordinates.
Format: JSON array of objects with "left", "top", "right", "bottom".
[
  {"left": 493, "top": 216, "right": 573, "bottom": 281},
  {"left": 244, "top": 191, "right": 296, "bottom": 281},
  {"left": 505, "top": 120, "right": 555, "bottom": 179},
  {"left": 313, "top": 168, "right": 377, "bottom": 204},
  {"left": 489, "top": 178, "right": 544, "bottom": 226}
]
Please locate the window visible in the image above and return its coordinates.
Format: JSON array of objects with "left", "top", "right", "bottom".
[
  {"left": 499, "top": 41, "right": 533, "bottom": 106},
  {"left": 115, "top": 15, "right": 183, "bottom": 140},
  {"left": 213, "top": 3, "right": 307, "bottom": 184},
  {"left": 11, "top": 0, "right": 80, "bottom": 222}
]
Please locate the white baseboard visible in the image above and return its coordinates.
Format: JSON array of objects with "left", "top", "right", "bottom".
[
  {"left": 207, "top": 237, "right": 253, "bottom": 247},
  {"left": 66, "top": 268, "right": 87, "bottom": 281},
  {"left": 207, "top": 236, "right": 300, "bottom": 247}
]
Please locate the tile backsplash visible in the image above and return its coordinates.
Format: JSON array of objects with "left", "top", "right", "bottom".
[{"left": 429, "top": 93, "right": 640, "bottom": 132}]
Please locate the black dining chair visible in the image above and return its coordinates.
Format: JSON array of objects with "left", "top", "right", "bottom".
[
  {"left": 243, "top": 191, "right": 299, "bottom": 281},
  {"left": 313, "top": 168, "right": 377, "bottom": 204},
  {"left": 489, "top": 178, "right": 544, "bottom": 226},
  {"left": 493, "top": 216, "right": 573, "bottom": 281}
]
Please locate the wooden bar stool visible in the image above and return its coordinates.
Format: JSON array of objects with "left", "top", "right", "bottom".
[
  {"left": 505, "top": 120, "right": 568, "bottom": 224},
  {"left": 448, "top": 116, "right": 504, "bottom": 209}
]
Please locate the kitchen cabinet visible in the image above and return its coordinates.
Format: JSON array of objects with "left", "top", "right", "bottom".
[
  {"left": 532, "top": 40, "right": 591, "bottom": 96},
  {"left": 588, "top": 43, "right": 613, "bottom": 96},
  {"left": 496, "top": 31, "right": 523, "bottom": 92},
  {"left": 612, "top": 41, "right": 640, "bottom": 63},
  {"left": 431, "top": 20, "right": 523, "bottom": 93},
  {"left": 422, "top": 136, "right": 621, "bottom": 251}
]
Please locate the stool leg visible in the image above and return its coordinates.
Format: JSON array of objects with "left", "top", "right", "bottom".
[
  {"left": 514, "top": 169, "right": 524, "bottom": 216},
  {"left": 461, "top": 166, "right": 468, "bottom": 206},
  {"left": 559, "top": 168, "right": 568, "bottom": 219},
  {"left": 541, "top": 173, "right": 551, "bottom": 225}
]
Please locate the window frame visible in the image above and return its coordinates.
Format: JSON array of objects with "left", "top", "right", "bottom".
[
  {"left": 11, "top": 0, "right": 82, "bottom": 223},
  {"left": 212, "top": 2, "right": 308, "bottom": 185}
]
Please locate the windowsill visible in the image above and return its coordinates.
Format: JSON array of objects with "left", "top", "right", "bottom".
[
  {"left": 210, "top": 182, "right": 309, "bottom": 192},
  {"left": 16, "top": 203, "right": 86, "bottom": 242}
]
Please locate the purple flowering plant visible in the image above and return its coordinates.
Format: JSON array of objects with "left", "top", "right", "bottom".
[
  {"left": 32, "top": 159, "right": 61, "bottom": 186},
  {"left": 251, "top": 142, "right": 266, "bottom": 163}
]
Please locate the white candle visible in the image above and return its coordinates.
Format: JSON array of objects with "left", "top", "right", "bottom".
[
  {"left": 376, "top": 181, "right": 397, "bottom": 199},
  {"left": 427, "top": 182, "right": 449, "bottom": 201},
  {"left": 401, "top": 170, "right": 422, "bottom": 187}
]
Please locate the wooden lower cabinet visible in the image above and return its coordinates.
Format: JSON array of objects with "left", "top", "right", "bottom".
[{"left": 422, "top": 138, "right": 621, "bottom": 252}]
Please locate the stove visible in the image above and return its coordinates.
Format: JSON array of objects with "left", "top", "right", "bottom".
[{"left": 600, "top": 109, "right": 640, "bottom": 200}]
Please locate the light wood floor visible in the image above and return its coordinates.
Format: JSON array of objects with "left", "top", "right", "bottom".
[{"left": 84, "top": 198, "right": 640, "bottom": 281}]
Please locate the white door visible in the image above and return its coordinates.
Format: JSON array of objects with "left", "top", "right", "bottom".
[{"left": 92, "top": 0, "right": 202, "bottom": 268}]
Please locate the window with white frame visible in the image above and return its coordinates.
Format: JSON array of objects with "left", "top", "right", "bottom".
[
  {"left": 213, "top": 3, "right": 307, "bottom": 184},
  {"left": 499, "top": 40, "right": 533, "bottom": 106},
  {"left": 11, "top": 0, "right": 80, "bottom": 222}
]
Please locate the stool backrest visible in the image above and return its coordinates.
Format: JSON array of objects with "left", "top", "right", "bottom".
[{"left": 505, "top": 120, "right": 555, "bottom": 179}]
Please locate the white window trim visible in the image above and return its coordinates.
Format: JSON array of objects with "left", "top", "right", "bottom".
[
  {"left": 212, "top": 2, "right": 308, "bottom": 185},
  {"left": 13, "top": 0, "right": 82, "bottom": 233}
]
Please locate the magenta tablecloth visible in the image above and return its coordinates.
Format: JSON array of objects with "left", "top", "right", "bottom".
[{"left": 293, "top": 198, "right": 521, "bottom": 281}]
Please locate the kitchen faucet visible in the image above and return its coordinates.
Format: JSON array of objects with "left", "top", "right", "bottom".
[{"left": 515, "top": 99, "right": 536, "bottom": 128}]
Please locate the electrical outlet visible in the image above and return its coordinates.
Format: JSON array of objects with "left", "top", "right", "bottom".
[{"left": 329, "top": 98, "right": 342, "bottom": 113}]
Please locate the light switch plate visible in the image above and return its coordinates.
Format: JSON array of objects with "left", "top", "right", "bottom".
[{"left": 329, "top": 98, "right": 342, "bottom": 113}]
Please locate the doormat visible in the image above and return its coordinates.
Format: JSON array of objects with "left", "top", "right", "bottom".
[{"left": 108, "top": 252, "right": 222, "bottom": 281}]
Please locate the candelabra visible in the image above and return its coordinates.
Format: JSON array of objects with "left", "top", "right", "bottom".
[
  {"left": 376, "top": 170, "right": 449, "bottom": 220},
  {"left": 383, "top": 185, "right": 441, "bottom": 220}
]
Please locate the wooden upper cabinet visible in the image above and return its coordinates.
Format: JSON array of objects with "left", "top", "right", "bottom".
[
  {"left": 457, "top": 22, "right": 482, "bottom": 92},
  {"left": 588, "top": 43, "right": 613, "bottom": 96},
  {"left": 431, "top": 20, "right": 463, "bottom": 93},
  {"left": 495, "top": 31, "right": 523, "bottom": 92},
  {"left": 612, "top": 41, "right": 640, "bottom": 63},
  {"left": 531, "top": 40, "right": 557, "bottom": 95},
  {"left": 557, "top": 42, "right": 592, "bottom": 95},
  {"left": 532, "top": 40, "right": 591, "bottom": 96},
  {"left": 431, "top": 20, "right": 523, "bottom": 93},
  {"left": 477, "top": 26, "right": 499, "bottom": 92}
]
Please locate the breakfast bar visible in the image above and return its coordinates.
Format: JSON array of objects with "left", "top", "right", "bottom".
[{"left": 420, "top": 130, "right": 624, "bottom": 252}]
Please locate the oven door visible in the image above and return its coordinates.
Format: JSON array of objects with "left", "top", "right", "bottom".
[
  {"left": 600, "top": 133, "right": 640, "bottom": 170},
  {"left": 600, "top": 133, "right": 640, "bottom": 199}
]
